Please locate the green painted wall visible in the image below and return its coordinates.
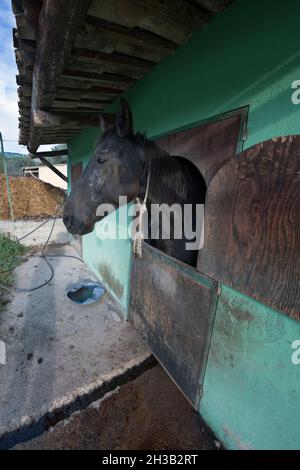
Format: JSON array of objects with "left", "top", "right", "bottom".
[
  {"left": 68, "top": 0, "right": 300, "bottom": 312},
  {"left": 200, "top": 285, "right": 300, "bottom": 450},
  {"left": 81, "top": 206, "right": 133, "bottom": 311},
  {"left": 108, "top": 0, "right": 300, "bottom": 147},
  {"left": 67, "top": 0, "right": 300, "bottom": 448}
]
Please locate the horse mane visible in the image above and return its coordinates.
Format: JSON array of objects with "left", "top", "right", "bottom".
[
  {"left": 96, "top": 127, "right": 203, "bottom": 205},
  {"left": 136, "top": 132, "right": 189, "bottom": 205}
]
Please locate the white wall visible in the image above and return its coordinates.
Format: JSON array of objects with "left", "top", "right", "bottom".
[{"left": 39, "top": 164, "right": 67, "bottom": 190}]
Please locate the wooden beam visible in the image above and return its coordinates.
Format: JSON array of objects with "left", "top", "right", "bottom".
[
  {"left": 61, "top": 83, "right": 122, "bottom": 95},
  {"left": 66, "top": 57, "right": 146, "bottom": 80},
  {"left": 16, "top": 20, "right": 171, "bottom": 63},
  {"left": 36, "top": 156, "right": 68, "bottom": 182},
  {"left": 12, "top": 0, "right": 42, "bottom": 22},
  {"left": 72, "top": 47, "right": 153, "bottom": 70},
  {"left": 76, "top": 19, "right": 170, "bottom": 63},
  {"left": 52, "top": 100, "right": 107, "bottom": 111},
  {"left": 56, "top": 88, "right": 117, "bottom": 101},
  {"left": 61, "top": 70, "right": 134, "bottom": 89},
  {"left": 14, "top": 14, "right": 38, "bottom": 41},
  {"left": 14, "top": 36, "right": 36, "bottom": 54},
  {"left": 15, "top": 48, "right": 35, "bottom": 68},
  {"left": 12, "top": 0, "right": 42, "bottom": 42},
  {"left": 88, "top": 0, "right": 211, "bottom": 44},
  {"left": 18, "top": 85, "right": 31, "bottom": 98},
  {"left": 49, "top": 107, "right": 106, "bottom": 114},
  {"left": 19, "top": 96, "right": 31, "bottom": 107},
  {"left": 32, "top": 1, "right": 92, "bottom": 110},
  {"left": 28, "top": 0, "right": 92, "bottom": 153},
  {"left": 32, "top": 110, "right": 113, "bottom": 128},
  {"left": 54, "top": 95, "right": 111, "bottom": 104},
  {"left": 83, "top": 15, "right": 177, "bottom": 54},
  {"left": 25, "top": 85, "right": 118, "bottom": 102},
  {"left": 16, "top": 69, "right": 33, "bottom": 85}
]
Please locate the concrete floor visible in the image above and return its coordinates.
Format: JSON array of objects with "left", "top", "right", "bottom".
[
  {"left": 14, "top": 365, "right": 219, "bottom": 450},
  {"left": 0, "top": 244, "right": 151, "bottom": 448}
]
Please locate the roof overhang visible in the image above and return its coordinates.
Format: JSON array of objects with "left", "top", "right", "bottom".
[{"left": 13, "top": 0, "right": 235, "bottom": 154}]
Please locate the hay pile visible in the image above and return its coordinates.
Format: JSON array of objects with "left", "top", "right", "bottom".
[{"left": 0, "top": 174, "right": 65, "bottom": 220}]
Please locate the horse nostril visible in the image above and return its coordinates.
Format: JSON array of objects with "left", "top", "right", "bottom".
[{"left": 63, "top": 215, "right": 72, "bottom": 229}]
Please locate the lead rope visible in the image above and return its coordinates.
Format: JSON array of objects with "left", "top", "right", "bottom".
[{"left": 133, "top": 159, "right": 151, "bottom": 258}]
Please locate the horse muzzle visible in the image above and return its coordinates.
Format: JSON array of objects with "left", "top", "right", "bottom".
[{"left": 63, "top": 214, "right": 95, "bottom": 235}]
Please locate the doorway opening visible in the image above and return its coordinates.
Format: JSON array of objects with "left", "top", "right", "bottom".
[{"left": 150, "top": 107, "right": 248, "bottom": 265}]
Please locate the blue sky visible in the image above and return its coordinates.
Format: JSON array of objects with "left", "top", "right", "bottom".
[
  {"left": 0, "top": 0, "right": 51, "bottom": 154},
  {"left": 0, "top": 0, "right": 21, "bottom": 153}
]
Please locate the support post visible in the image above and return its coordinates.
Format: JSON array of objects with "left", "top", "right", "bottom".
[{"left": 0, "top": 133, "right": 14, "bottom": 221}]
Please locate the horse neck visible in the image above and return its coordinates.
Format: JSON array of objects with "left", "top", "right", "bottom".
[{"left": 139, "top": 142, "right": 188, "bottom": 206}]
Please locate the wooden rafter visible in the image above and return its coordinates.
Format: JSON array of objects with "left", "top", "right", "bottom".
[
  {"left": 33, "top": 110, "right": 113, "bottom": 128},
  {"left": 28, "top": 0, "right": 92, "bottom": 153},
  {"left": 88, "top": 0, "right": 211, "bottom": 44},
  {"left": 13, "top": 0, "right": 236, "bottom": 148}
]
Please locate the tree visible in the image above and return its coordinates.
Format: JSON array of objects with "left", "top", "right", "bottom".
[{"left": 51, "top": 144, "right": 67, "bottom": 152}]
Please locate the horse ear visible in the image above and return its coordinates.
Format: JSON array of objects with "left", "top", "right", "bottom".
[{"left": 116, "top": 98, "right": 133, "bottom": 137}]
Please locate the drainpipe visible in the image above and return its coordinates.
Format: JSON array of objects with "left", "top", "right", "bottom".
[{"left": 0, "top": 132, "right": 14, "bottom": 221}]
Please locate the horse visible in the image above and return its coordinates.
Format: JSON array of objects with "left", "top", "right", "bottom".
[{"left": 63, "top": 99, "right": 206, "bottom": 267}]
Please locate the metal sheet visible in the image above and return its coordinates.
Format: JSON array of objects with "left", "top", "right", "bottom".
[{"left": 129, "top": 242, "right": 219, "bottom": 409}]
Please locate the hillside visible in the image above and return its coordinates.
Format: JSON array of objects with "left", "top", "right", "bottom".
[
  {"left": 5, "top": 152, "right": 27, "bottom": 159},
  {"left": 0, "top": 153, "right": 67, "bottom": 176}
]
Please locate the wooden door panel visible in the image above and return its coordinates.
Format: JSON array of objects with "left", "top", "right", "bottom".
[{"left": 197, "top": 136, "right": 300, "bottom": 320}]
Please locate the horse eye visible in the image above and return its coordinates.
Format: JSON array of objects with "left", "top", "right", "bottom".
[{"left": 97, "top": 155, "right": 106, "bottom": 164}]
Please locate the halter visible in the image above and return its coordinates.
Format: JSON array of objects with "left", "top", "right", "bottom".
[{"left": 133, "top": 158, "right": 151, "bottom": 258}]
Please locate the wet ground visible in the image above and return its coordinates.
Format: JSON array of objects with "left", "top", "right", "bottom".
[{"left": 14, "top": 365, "right": 220, "bottom": 450}]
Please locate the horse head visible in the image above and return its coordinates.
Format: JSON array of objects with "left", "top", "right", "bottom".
[{"left": 63, "top": 99, "right": 146, "bottom": 235}]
